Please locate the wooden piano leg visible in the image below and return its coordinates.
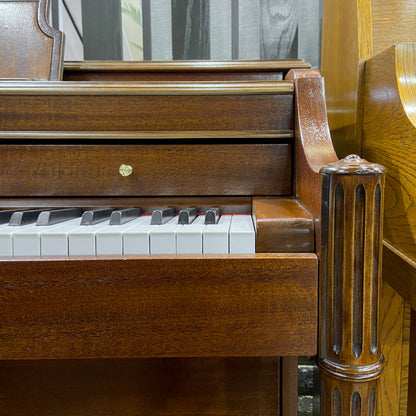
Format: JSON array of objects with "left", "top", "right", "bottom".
[
  {"left": 319, "top": 155, "right": 385, "bottom": 415},
  {"left": 281, "top": 356, "right": 298, "bottom": 416}
]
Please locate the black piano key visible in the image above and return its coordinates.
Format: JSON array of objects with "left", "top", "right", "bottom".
[
  {"left": 0, "top": 209, "right": 24, "bottom": 225},
  {"left": 205, "top": 207, "right": 220, "bottom": 224},
  {"left": 109, "top": 207, "right": 142, "bottom": 225},
  {"left": 9, "top": 209, "right": 46, "bottom": 226},
  {"left": 80, "top": 208, "right": 114, "bottom": 225},
  {"left": 178, "top": 207, "right": 198, "bottom": 224},
  {"left": 36, "top": 208, "right": 83, "bottom": 226},
  {"left": 150, "top": 207, "right": 175, "bottom": 225}
]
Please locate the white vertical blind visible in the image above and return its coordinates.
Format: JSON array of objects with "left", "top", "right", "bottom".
[{"left": 210, "top": 0, "right": 232, "bottom": 60}]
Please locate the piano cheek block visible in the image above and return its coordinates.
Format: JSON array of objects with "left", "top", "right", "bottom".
[{"left": 253, "top": 198, "right": 314, "bottom": 253}]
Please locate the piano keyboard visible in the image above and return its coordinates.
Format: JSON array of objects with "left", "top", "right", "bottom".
[{"left": 0, "top": 209, "right": 255, "bottom": 256}]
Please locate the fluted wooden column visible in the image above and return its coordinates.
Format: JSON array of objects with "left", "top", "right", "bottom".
[{"left": 319, "top": 155, "right": 385, "bottom": 415}]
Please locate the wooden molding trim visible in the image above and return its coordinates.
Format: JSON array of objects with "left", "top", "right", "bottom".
[
  {"left": 0, "top": 80, "right": 294, "bottom": 95},
  {"left": 0, "top": 130, "right": 293, "bottom": 140},
  {"left": 64, "top": 60, "right": 311, "bottom": 72}
]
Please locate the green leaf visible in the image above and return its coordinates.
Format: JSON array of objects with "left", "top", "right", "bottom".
[
  {"left": 130, "top": 41, "right": 143, "bottom": 51},
  {"left": 121, "top": 1, "right": 142, "bottom": 25}
]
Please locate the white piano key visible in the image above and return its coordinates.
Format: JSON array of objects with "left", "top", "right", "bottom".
[
  {"left": 0, "top": 224, "right": 14, "bottom": 256},
  {"left": 0, "top": 223, "right": 37, "bottom": 256},
  {"left": 14, "top": 218, "right": 83, "bottom": 257},
  {"left": 149, "top": 217, "right": 182, "bottom": 254},
  {"left": 68, "top": 221, "right": 111, "bottom": 256},
  {"left": 229, "top": 215, "right": 255, "bottom": 254},
  {"left": 40, "top": 218, "right": 83, "bottom": 256},
  {"left": 203, "top": 215, "right": 232, "bottom": 254},
  {"left": 176, "top": 215, "right": 206, "bottom": 254},
  {"left": 96, "top": 217, "right": 148, "bottom": 255},
  {"left": 122, "top": 216, "right": 157, "bottom": 255},
  {"left": 13, "top": 224, "right": 43, "bottom": 256}
]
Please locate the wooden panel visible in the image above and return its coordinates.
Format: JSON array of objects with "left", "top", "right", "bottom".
[
  {"left": 400, "top": 303, "right": 411, "bottom": 416},
  {"left": 0, "top": 254, "right": 318, "bottom": 359},
  {"left": 0, "top": 144, "right": 291, "bottom": 197},
  {"left": 0, "top": 88, "right": 293, "bottom": 132},
  {"left": 371, "top": 0, "right": 416, "bottom": 55},
  {"left": 408, "top": 310, "right": 416, "bottom": 416},
  {"left": 363, "top": 45, "right": 416, "bottom": 263},
  {"left": 382, "top": 243, "right": 416, "bottom": 312},
  {"left": 0, "top": 0, "right": 63, "bottom": 80},
  {"left": 0, "top": 357, "right": 279, "bottom": 416},
  {"left": 320, "top": 0, "right": 372, "bottom": 157},
  {"left": 379, "top": 281, "right": 407, "bottom": 416}
]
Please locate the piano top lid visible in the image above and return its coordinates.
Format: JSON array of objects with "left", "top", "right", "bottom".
[{"left": 63, "top": 60, "right": 311, "bottom": 73}]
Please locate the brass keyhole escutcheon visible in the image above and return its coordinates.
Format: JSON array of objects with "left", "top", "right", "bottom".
[{"left": 119, "top": 164, "right": 133, "bottom": 177}]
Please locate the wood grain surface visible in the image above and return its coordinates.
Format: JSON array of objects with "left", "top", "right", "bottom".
[
  {"left": 0, "top": 144, "right": 291, "bottom": 197},
  {"left": 363, "top": 44, "right": 416, "bottom": 263},
  {"left": 408, "top": 310, "right": 416, "bottom": 416},
  {"left": 0, "top": 0, "right": 63, "bottom": 80},
  {"left": 320, "top": 0, "right": 372, "bottom": 157},
  {"left": 0, "top": 254, "right": 318, "bottom": 360},
  {"left": 285, "top": 70, "right": 338, "bottom": 252},
  {"left": 253, "top": 197, "right": 314, "bottom": 253},
  {"left": 0, "top": 357, "right": 279, "bottom": 416},
  {"left": 371, "top": 0, "right": 416, "bottom": 55},
  {"left": 319, "top": 156, "right": 385, "bottom": 415},
  {"left": 379, "top": 281, "right": 409, "bottom": 416},
  {"left": 0, "top": 84, "right": 293, "bottom": 132}
]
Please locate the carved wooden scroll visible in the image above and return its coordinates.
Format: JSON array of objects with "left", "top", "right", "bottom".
[{"left": 319, "top": 155, "right": 385, "bottom": 415}]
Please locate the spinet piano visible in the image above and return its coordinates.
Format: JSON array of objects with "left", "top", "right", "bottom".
[{"left": 0, "top": 2, "right": 386, "bottom": 415}]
